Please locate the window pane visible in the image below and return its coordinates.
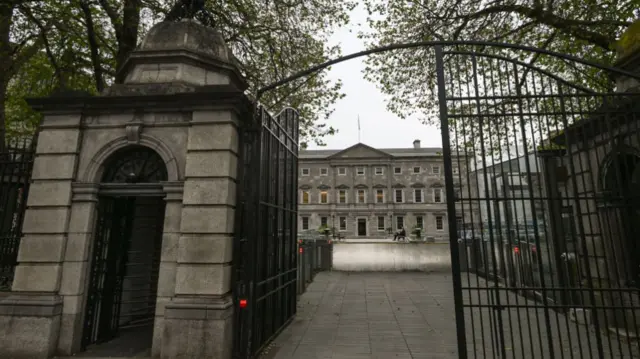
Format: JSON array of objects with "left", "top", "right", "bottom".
[
  {"left": 413, "top": 167, "right": 420, "bottom": 173},
  {"left": 396, "top": 216, "right": 404, "bottom": 230},
  {"left": 394, "top": 167, "right": 401, "bottom": 174},
  {"left": 416, "top": 216, "right": 423, "bottom": 229},
  {"left": 376, "top": 190, "right": 384, "bottom": 203},
  {"left": 433, "top": 166, "right": 440, "bottom": 174},
  {"left": 358, "top": 190, "right": 365, "bottom": 203},
  {"left": 436, "top": 216, "right": 443, "bottom": 230},
  {"left": 321, "top": 217, "right": 328, "bottom": 227},
  {"left": 434, "top": 189, "right": 442, "bottom": 203},
  {"left": 339, "top": 167, "right": 346, "bottom": 175},
  {"left": 377, "top": 216, "right": 385, "bottom": 230},
  {"left": 415, "top": 189, "right": 422, "bottom": 202},
  {"left": 339, "top": 190, "right": 346, "bottom": 203},
  {"left": 339, "top": 217, "right": 347, "bottom": 230},
  {"left": 302, "top": 191, "right": 309, "bottom": 203},
  {"left": 302, "top": 217, "right": 309, "bottom": 230},
  {"left": 320, "top": 191, "right": 328, "bottom": 203},
  {"left": 395, "top": 190, "right": 402, "bottom": 203}
]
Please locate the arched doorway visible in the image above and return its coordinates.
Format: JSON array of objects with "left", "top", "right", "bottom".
[
  {"left": 81, "top": 145, "right": 169, "bottom": 355},
  {"left": 601, "top": 148, "right": 640, "bottom": 287}
]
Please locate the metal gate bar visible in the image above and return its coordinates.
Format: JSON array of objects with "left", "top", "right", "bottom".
[
  {"left": 437, "top": 43, "right": 640, "bottom": 358},
  {"left": 233, "top": 106, "right": 300, "bottom": 358}
]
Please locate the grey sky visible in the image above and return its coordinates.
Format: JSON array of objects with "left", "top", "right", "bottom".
[{"left": 306, "top": 4, "right": 442, "bottom": 151}]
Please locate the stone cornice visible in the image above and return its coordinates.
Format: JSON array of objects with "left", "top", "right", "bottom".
[{"left": 26, "top": 85, "right": 254, "bottom": 116}]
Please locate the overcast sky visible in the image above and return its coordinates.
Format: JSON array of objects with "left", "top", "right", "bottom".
[{"left": 305, "top": 5, "right": 442, "bottom": 151}]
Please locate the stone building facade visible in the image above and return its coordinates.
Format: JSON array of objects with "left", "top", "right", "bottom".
[
  {"left": 298, "top": 141, "right": 475, "bottom": 240},
  {"left": 0, "top": 20, "right": 247, "bottom": 359}
]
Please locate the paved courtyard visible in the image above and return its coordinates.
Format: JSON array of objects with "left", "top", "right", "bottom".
[
  {"left": 266, "top": 271, "right": 638, "bottom": 359},
  {"left": 267, "top": 271, "right": 459, "bottom": 359}
]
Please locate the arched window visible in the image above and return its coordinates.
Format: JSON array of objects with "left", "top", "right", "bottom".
[{"left": 101, "top": 146, "right": 168, "bottom": 183}]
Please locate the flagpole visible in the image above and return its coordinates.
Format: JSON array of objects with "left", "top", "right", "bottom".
[{"left": 358, "top": 115, "right": 361, "bottom": 143}]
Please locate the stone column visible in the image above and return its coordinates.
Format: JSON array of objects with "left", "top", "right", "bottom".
[
  {"left": 152, "top": 182, "right": 184, "bottom": 357},
  {"left": 57, "top": 183, "right": 99, "bottom": 354},
  {"left": 161, "top": 110, "right": 239, "bottom": 359},
  {"left": 0, "top": 113, "right": 83, "bottom": 359}
]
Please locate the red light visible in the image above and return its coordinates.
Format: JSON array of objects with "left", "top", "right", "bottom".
[
  {"left": 513, "top": 246, "right": 520, "bottom": 254},
  {"left": 299, "top": 247, "right": 303, "bottom": 254},
  {"left": 239, "top": 299, "right": 247, "bottom": 308}
]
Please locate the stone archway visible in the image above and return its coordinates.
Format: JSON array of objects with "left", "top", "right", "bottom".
[{"left": 81, "top": 145, "right": 169, "bottom": 355}]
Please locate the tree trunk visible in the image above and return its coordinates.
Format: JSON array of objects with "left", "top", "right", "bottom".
[{"left": 114, "top": 0, "right": 141, "bottom": 83}]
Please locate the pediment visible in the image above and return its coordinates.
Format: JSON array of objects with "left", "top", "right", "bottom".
[
  {"left": 354, "top": 184, "right": 368, "bottom": 189},
  {"left": 372, "top": 184, "right": 386, "bottom": 189},
  {"left": 299, "top": 184, "right": 311, "bottom": 190},
  {"left": 431, "top": 182, "right": 444, "bottom": 188},
  {"left": 411, "top": 183, "right": 426, "bottom": 188},
  {"left": 392, "top": 183, "right": 406, "bottom": 188},
  {"left": 328, "top": 143, "right": 392, "bottom": 159},
  {"left": 336, "top": 184, "right": 350, "bottom": 189},
  {"left": 317, "top": 184, "right": 331, "bottom": 190}
]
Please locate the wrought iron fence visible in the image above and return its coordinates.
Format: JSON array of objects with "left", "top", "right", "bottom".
[
  {"left": 0, "top": 137, "right": 36, "bottom": 291},
  {"left": 297, "top": 238, "right": 333, "bottom": 295},
  {"left": 233, "top": 106, "right": 300, "bottom": 358},
  {"left": 438, "top": 43, "right": 640, "bottom": 358}
]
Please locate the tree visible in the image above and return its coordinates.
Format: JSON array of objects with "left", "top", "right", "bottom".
[
  {"left": 4, "top": 0, "right": 356, "bottom": 149},
  {"left": 360, "top": 0, "right": 639, "bottom": 159}
]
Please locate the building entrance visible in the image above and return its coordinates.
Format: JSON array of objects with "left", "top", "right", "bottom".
[
  {"left": 357, "top": 218, "right": 367, "bottom": 236},
  {"left": 81, "top": 196, "right": 165, "bottom": 353}
]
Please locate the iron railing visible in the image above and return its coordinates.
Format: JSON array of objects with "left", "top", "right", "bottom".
[
  {"left": 233, "top": 106, "right": 300, "bottom": 359},
  {"left": 439, "top": 44, "right": 640, "bottom": 358},
  {"left": 0, "top": 137, "right": 36, "bottom": 291},
  {"left": 297, "top": 238, "right": 333, "bottom": 295}
]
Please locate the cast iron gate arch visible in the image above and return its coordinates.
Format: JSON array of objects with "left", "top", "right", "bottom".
[{"left": 242, "top": 41, "right": 640, "bottom": 358}]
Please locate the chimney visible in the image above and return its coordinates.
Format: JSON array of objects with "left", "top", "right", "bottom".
[{"left": 413, "top": 139, "right": 421, "bottom": 149}]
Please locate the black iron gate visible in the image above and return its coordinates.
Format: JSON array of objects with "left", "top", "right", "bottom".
[
  {"left": 436, "top": 44, "right": 640, "bottom": 358},
  {"left": 233, "top": 106, "right": 300, "bottom": 358},
  {"left": 0, "top": 137, "right": 36, "bottom": 291}
]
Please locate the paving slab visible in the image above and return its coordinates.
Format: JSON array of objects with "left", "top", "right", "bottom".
[{"left": 268, "top": 271, "right": 637, "bottom": 359}]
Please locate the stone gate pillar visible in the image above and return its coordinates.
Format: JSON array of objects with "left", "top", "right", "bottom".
[{"left": 0, "top": 19, "right": 250, "bottom": 359}]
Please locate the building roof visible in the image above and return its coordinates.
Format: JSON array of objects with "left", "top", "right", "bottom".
[{"left": 299, "top": 142, "right": 444, "bottom": 160}]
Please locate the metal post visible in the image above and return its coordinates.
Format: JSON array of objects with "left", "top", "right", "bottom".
[{"left": 434, "top": 45, "right": 468, "bottom": 359}]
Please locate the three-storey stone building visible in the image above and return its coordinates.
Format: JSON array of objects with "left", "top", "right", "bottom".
[{"left": 298, "top": 140, "right": 474, "bottom": 240}]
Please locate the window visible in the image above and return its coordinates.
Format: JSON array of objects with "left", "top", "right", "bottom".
[
  {"left": 432, "top": 166, "right": 441, "bottom": 175},
  {"left": 375, "top": 167, "right": 384, "bottom": 175},
  {"left": 394, "top": 189, "right": 403, "bottom": 203},
  {"left": 321, "top": 216, "right": 328, "bottom": 227},
  {"left": 433, "top": 188, "right": 442, "bottom": 203},
  {"left": 301, "top": 168, "right": 310, "bottom": 176},
  {"left": 319, "top": 191, "right": 328, "bottom": 204},
  {"left": 357, "top": 189, "right": 366, "bottom": 203},
  {"left": 394, "top": 167, "right": 402, "bottom": 174},
  {"left": 339, "top": 216, "right": 347, "bottom": 231},
  {"left": 452, "top": 166, "right": 459, "bottom": 174},
  {"left": 376, "top": 189, "right": 384, "bottom": 203},
  {"left": 396, "top": 216, "right": 404, "bottom": 230},
  {"left": 302, "top": 216, "right": 310, "bottom": 230},
  {"left": 413, "top": 166, "right": 421, "bottom": 174},
  {"left": 435, "top": 216, "right": 444, "bottom": 231},
  {"left": 338, "top": 167, "right": 347, "bottom": 176},
  {"left": 356, "top": 167, "right": 365, "bottom": 176},
  {"left": 338, "top": 190, "right": 347, "bottom": 204},
  {"left": 416, "top": 216, "right": 424, "bottom": 229},
  {"left": 456, "top": 216, "right": 463, "bottom": 231},
  {"left": 320, "top": 168, "right": 328, "bottom": 176},
  {"left": 377, "top": 216, "right": 385, "bottom": 231},
  {"left": 302, "top": 191, "right": 310, "bottom": 204},
  {"left": 414, "top": 189, "right": 423, "bottom": 203}
]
